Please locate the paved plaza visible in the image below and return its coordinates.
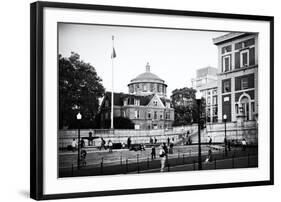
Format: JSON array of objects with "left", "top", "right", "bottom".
[{"left": 59, "top": 144, "right": 258, "bottom": 177}]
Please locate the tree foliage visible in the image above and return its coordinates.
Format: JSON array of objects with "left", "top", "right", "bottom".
[
  {"left": 59, "top": 52, "right": 105, "bottom": 129},
  {"left": 171, "top": 87, "right": 206, "bottom": 126}
]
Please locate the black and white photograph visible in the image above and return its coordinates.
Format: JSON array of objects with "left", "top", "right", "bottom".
[{"left": 58, "top": 23, "right": 259, "bottom": 178}]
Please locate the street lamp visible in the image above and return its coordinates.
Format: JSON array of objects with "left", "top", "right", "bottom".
[
  {"left": 76, "top": 112, "right": 82, "bottom": 169},
  {"left": 196, "top": 91, "right": 203, "bottom": 170},
  {"left": 223, "top": 114, "right": 227, "bottom": 156}
]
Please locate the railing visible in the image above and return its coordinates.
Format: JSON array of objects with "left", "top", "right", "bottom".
[{"left": 59, "top": 144, "right": 258, "bottom": 177}]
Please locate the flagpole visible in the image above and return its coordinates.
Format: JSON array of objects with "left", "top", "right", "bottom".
[{"left": 111, "top": 36, "right": 114, "bottom": 130}]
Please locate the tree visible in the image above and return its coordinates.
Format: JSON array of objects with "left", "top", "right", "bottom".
[
  {"left": 171, "top": 87, "right": 206, "bottom": 126},
  {"left": 59, "top": 52, "right": 105, "bottom": 129}
]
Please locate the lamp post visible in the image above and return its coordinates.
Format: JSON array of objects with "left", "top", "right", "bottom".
[
  {"left": 223, "top": 114, "right": 227, "bottom": 157},
  {"left": 76, "top": 112, "right": 82, "bottom": 169},
  {"left": 196, "top": 91, "right": 203, "bottom": 170}
]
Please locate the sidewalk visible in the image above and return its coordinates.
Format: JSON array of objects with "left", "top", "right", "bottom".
[{"left": 59, "top": 147, "right": 258, "bottom": 177}]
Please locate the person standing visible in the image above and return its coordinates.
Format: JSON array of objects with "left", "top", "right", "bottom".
[
  {"left": 71, "top": 138, "right": 77, "bottom": 152},
  {"left": 151, "top": 146, "right": 156, "bottom": 159},
  {"left": 100, "top": 138, "right": 106, "bottom": 150},
  {"left": 169, "top": 138, "right": 174, "bottom": 154},
  {"left": 127, "top": 137, "right": 131, "bottom": 149},
  {"left": 159, "top": 143, "right": 167, "bottom": 172},
  {"left": 242, "top": 138, "right": 247, "bottom": 151}
]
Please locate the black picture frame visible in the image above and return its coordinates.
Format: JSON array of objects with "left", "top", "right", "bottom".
[{"left": 30, "top": 1, "right": 274, "bottom": 200}]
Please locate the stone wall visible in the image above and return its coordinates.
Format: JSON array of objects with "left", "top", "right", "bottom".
[
  {"left": 190, "top": 120, "right": 258, "bottom": 145},
  {"left": 58, "top": 121, "right": 258, "bottom": 148},
  {"left": 58, "top": 125, "right": 198, "bottom": 149}
]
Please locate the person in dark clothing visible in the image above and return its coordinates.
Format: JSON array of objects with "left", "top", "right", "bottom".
[
  {"left": 99, "top": 138, "right": 106, "bottom": 150},
  {"left": 81, "top": 150, "right": 87, "bottom": 166},
  {"left": 150, "top": 137, "right": 153, "bottom": 145},
  {"left": 81, "top": 138, "right": 85, "bottom": 148},
  {"left": 127, "top": 137, "right": 131, "bottom": 149},
  {"left": 228, "top": 140, "right": 231, "bottom": 151},
  {"left": 154, "top": 137, "right": 157, "bottom": 144},
  {"left": 151, "top": 146, "right": 156, "bottom": 159}
]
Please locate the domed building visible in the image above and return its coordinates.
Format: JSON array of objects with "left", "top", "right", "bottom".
[
  {"left": 100, "top": 63, "right": 174, "bottom": 130},
  {"left": 128, "top": 63, "right": 167, "bottom": 97}
]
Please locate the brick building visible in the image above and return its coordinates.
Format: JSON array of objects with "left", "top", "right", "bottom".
[
  {"left": 100, "top": 63, "right": 174, "bottom": 129},
  {"left": 213, "top": 33, "right": 258, "bottom": 122}
]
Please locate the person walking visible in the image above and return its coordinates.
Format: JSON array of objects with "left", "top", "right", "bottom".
[
  {"left": 159, "top": 143, "right": 168, "bottom": 172},
  {"left": 205, "top": 148, "right": 212, "bottom": 163},
  {"left": 108, "top": 140, "right": 113, "bottom": 153},
  {"left": 100, "top": 138, "right": 106, "bottom": 150}
]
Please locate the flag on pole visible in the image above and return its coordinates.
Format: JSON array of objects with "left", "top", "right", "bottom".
[
  {"left": 111, "top": 47, "right": 116, "bottom": 58},
  {"left": 111, "top": 35, "right": 117, "bottom": 58}
]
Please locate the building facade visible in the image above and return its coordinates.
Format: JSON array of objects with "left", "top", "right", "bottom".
[
  {"left": 213, "top": 33, "right": 258, "bottom": 122},
  {"left": 100, "top": 63, "right": 174, "bottom": 130},
  {"left": 191, "top": 66, "right": 218, "bottom": 123}
]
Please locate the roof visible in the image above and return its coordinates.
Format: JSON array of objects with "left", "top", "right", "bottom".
[
  {"left": 103, "top": 92, "right": 170, "bottom": 107},
  {"left": 129, "top": 63, "right": 165, "bottom": 84},
  {"left": 213, "top": 32, "right": 247, "bottom": 45}
]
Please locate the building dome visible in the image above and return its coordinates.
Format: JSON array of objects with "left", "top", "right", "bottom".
[{"left": 128, "top": 63, "right": 167, "bottom": 97}]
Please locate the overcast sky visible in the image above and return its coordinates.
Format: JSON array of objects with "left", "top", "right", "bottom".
[{"left": 59, "top": 23, "right": 227, "bottom": 97}]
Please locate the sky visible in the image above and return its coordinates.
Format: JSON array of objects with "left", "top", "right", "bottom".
[{"left": 59, "top": 23, "right": 227, "bottom": 97}]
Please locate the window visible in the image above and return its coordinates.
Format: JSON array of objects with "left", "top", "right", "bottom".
[
  {"left": 154, "top": 111, "right": 157, "bottom": 119},
  {"left": 212, "top": 106, "right": 218, "bottom": 116},
  {"left": 222, "top": 55, "right": 231, "bottom": 72},
  {"left": 148, "top": 111, "right": 151, "bottom": 119},
  {"left": 207, "top": 97, "right": 211, "bottom": 105},
  {"left": 143, "top": 84, "right": 147, "bottom": 92},
  {"left": 123, "top": 99, "right": 127, "bottom": 106},
  {"left": 105, "top": 100, "right": 109, "bottom": 107},
  {"left": 105, "top": 112, "right": 109, "bottom": 119},
  {"left": 213, "top": 89, "right": 217, "bottom": 95},
  {"left": 135, "top": 99, "right": 140, "bottom": 106},
  {"left": 251, "top": 102, "right": 255, "bottom": 113},
  {"left": 223, "top": 80, "right": 231, "bottom": 93},
  {"left": 153, "top": 100, "right": 158, "bottom": 106},
  {"left": 241, "top": 78, "right": 248, "bottom": 90},
  {"left": 160, "top": 113, "right": 163, "bottom": 120},
  {"left": 213, "top": 96, "right": 217, "bottom": 105},
  {"left": 240, "top": 49, "right": 249, "bottom": 67},
  {"left": 222, "top": 45, "right": 232, "bottom": 54},
  {"left": 166, "top": 112, "right": 170, "bottom": 120},
  {"left": 135, "top": 110, "right": 139, "bottom": 119},
  {"left": 123, "top": 111, "right": 126, "bottom": 117}
]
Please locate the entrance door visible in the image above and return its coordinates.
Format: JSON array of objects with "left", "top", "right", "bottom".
[{"left": 240, "top": 97, "right": 250, "bottom": 120}]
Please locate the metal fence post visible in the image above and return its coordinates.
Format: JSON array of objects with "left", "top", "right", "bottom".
[
  {"left": 100, "top": 157, "right": 104, "bottom": 175},
  {"left": 126, "top": 159, "right": 128, "bottom": 173},
  {"left": 71, "top": 164, "right": 74, "bottom": 177},
  {"left": 214, "top": 158, "right": 216, "bottom": 169},
  {"left": 137, "top": 154, "right": 140, "bottom": 173},
  {"left": 193, "top": 160, "right": 196, "bottom": 170},
  {"left": 147, "top": 157, "right": 149, "bottom": 169},
  {"left": 182, "top": 154, "right": 185, "bottom": 164}
]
